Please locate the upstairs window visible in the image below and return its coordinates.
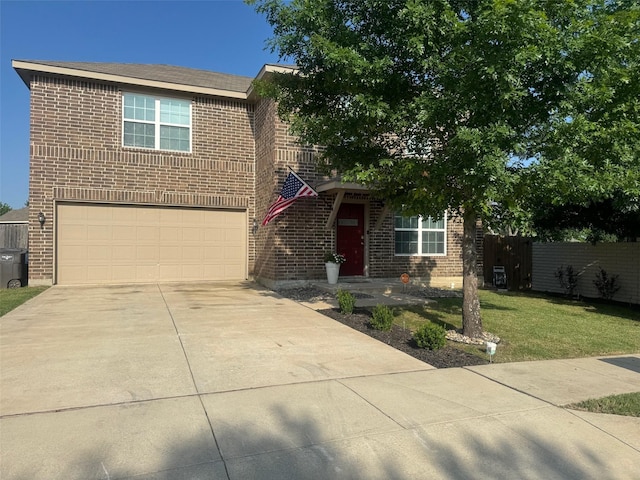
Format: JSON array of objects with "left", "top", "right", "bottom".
[
  {"left": 123, "top": 93, "right": 191, "bottom": 152},
  {"left": 394, "top": 213, "right": 447, "bottom": 256}
]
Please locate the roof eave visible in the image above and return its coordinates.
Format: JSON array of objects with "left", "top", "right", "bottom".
[
  {"left": 315, "top": 179, "right": 370, "bottom": 194},
  {"left": 247, "top": 64, "right": 298, "bottom": 101},
  {"left": 12, "top": 60, "right": 248, "bottom": 100}
]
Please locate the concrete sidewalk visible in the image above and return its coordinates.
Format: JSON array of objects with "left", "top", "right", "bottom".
[{"left": 1, "top": 283, "right": 639, "bottom": 479}]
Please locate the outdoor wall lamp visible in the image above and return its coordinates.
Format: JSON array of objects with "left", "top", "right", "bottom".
[
  {"left": 252, "top": 218, "right": 259, "bottom": 235},
  {"left": 38, "top": 211, "right": 46, "bottom": 228}
]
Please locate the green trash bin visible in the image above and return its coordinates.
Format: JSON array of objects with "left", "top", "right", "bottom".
[{"left": 0, "top": 248, "right": 28, "bottom": 288}]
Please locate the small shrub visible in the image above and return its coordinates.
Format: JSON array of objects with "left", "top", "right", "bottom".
[
  {"left": 414, "top": 323, "right": 447, "bottom": 350},
  {"left": 555, "top": 265, "right": 579, "bottom": 298},
  {"left": 336, "top": 289, "right": 355, "bottom": 314},
  {"left": 593, "top": 267, "right": 621, "bottom": 300},
  {"left": 370, "top": 304, "right": 394, "bottom": 331}
]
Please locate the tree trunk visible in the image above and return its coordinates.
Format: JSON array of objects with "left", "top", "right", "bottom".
[{"left": 462, "top": 210, "right": 482, "bottom": 338}]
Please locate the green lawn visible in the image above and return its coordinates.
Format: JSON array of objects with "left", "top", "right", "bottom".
[
  {"left": 567, "top": 392, "right": 640, "bottom": 417},
  {"left": 0, "top": 286, "right": 49, "bottom": 317},
  {"left": 396, "top": 290, "right": 640, "bottom": 363}
]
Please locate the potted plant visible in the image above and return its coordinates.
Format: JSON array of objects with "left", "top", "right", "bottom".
[{"left": 324, "top": 252, "right": 346, "bottom": 284}]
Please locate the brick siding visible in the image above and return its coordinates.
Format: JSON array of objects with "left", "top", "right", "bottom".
[
  {"left": 254, "top": 99, "right": 465, "bottom": 287},
  {"left": 28, "top": 75, "right": 255, "bottom": 283},
  {"left": 254, "top": 98, "right": 333, "bottom": 286},
  {"left": 27, "top": 69, "right": 468, "bottom": 286},
  {"left": 369, "top": 209, "right": 464, "bottom": 280}
]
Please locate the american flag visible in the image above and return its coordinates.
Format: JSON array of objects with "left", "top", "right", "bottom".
[{"left": 261, "top": 170, "right": 318, "bottom": 226}]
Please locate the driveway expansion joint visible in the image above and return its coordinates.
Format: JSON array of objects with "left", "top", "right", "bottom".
[
  {"left": 463, "top": 365, "right": 560, "bottom": 408},
  {"left": 156, "top": 284, "right": 232, "bottom": 479}
]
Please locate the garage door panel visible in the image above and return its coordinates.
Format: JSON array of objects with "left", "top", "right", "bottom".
[
  {"left": 204, "top": 229, "right": 224, "bottom": 242},
  {"left": 111, "top": 207, "right": 132, "bottom": 222},
  {"left": 87, "top": 245, "right": 110, "bottom": 262},
  {"left": 113, "top": 225, "right": 136, "bottom": 241},
  {"left": 183, "top": 209, "right": 201, "bottom": 221},
  {"left": 159, "top": 264, "right": 181, "bottom": 280},
  {"left": 87, "top": 226, "right": 110, "bottom": 242},
  {"left": 203, "top": 249, "right": 224, "bottom": 261},
  {"left": 225, "top": 229, "right": 244, "bottom": 243},
  {"left": 136, "top": 265, "right": 158, "bottom": 280},
  {"left": 181, "top": 264, "right": 204, "bottom": 280},
  {"left": 137, "top": 226, "right": 159, "bottom": 242},
  {"left": 160, "top": 208, "right": 180, "bottom": 222},
  {"left": 57, "top": 224, "right": 86, "bottom": 243},
  {"left": 180, "top": 246, "right": 201, "bottom": 261},
  {"left": 203, "top": 264, "right": 239, "bottom": 280},
  {"left": 112, "top": 265, "right": 136, "bottom": 281},
  {"left": 58, "top": 204, "right": 87, "bottom": 222},
  {"left": 182, "top": 226, "right": 203, "bottom": 241},
  {"left": 58, "top": 265, "right": 86, "bottom": 284},
  {"left": 57, "top": 244, "right": 86, "bottom": 263},
  {"left": 160, "top": 226, "right": 180, "bottom": 242},
  {"left": 57, "top": 204, "right": 246, "bottom": 284},
  {"left": 223, "top": 264, "right": 244, "bottom": 279},
  {"left": 136, "top": 208, "right": 160, "bottom": 223},
  {"left": 136, "top": 245, "right": 159, "bottom": 262},
  {"left": 223, "top": 248, "right": 243, "bottom": 261},
  {"left": 112, "top": 245, "right": 136, "bottom": 262},
  {"left": 87, "top": 266, "right": 111, "bottom": 283},
  {"left": 91, "top": 207, "right": 113, "bottom": 221},
  {"left": 158, "top": 246, "right": 179, "bottom": 262}
]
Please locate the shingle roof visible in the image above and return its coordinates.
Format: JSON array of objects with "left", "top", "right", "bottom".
[
  {"left": 14, "top": 60, "right": 254, "bottom": 93},
  {"left": 0, "top": 207, "right": 28, "bottom": 223}
]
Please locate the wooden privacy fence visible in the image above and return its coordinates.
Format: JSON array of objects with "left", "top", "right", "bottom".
[
  {"left": 0, "top": 224, "right": 28, "bottom": 249},
  {"left": 483, "top": 235, "right": 532, "bottom": 290}
]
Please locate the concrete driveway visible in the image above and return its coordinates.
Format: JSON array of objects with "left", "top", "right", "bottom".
[{"left": 1, "top": 283, "right": 639, "bottom": 479}]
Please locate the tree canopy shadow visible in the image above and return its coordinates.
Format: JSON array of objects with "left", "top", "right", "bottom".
[{"left": 5, "top": 396, "right": 632, "bottom": 480}]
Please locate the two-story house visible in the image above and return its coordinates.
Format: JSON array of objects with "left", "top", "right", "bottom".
[{"left": 13, "top": 59, "right": 470, "bottom": 288}]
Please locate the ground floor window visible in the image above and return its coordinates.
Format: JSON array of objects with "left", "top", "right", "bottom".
[{"left": 394, "top": 213, "right": 447, "bottom": 256}]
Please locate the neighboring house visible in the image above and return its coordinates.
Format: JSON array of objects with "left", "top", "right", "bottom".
[
  {"left": 0, "top": 207, "right": 29, "bottom": 249},
  {"left": 13, "top": 59, "right": 471, "bottom": 287}
]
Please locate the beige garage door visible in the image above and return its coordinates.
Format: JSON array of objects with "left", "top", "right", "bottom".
[{"left": 56, "top": 203, "right": 247, "bottom": 285}]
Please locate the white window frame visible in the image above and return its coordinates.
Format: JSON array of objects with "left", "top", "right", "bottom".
[
  {"left": 122, "top": 93, "right": 192, "bottom": 153},
  {"left": 394, "top": 212, "right": 447, "bottom": 256}
]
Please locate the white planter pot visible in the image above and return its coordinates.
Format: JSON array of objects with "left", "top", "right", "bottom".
[{"left": 325, "top": 262, "right": 340, "bottom": 284}]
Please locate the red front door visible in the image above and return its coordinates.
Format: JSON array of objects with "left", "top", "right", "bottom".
[{"left": 336, "top": 203, "right": 365, "bottom": 276}]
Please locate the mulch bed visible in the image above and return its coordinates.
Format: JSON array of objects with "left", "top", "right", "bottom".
[{"left": 318, "top": 307, "right": 489, "bottom": 369}]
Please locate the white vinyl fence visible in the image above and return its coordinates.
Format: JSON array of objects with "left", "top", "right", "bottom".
[{"left": 532, "top": 242, "right": 640, "bottom": 305}]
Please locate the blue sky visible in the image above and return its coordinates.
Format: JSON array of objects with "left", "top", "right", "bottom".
[{"left": 0, "top": 0, "right": 281, "bottom": 209}]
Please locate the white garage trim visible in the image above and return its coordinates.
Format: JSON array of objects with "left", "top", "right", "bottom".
[{"left": 55, "top": 203, "right": 247, "bottom": 285}]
